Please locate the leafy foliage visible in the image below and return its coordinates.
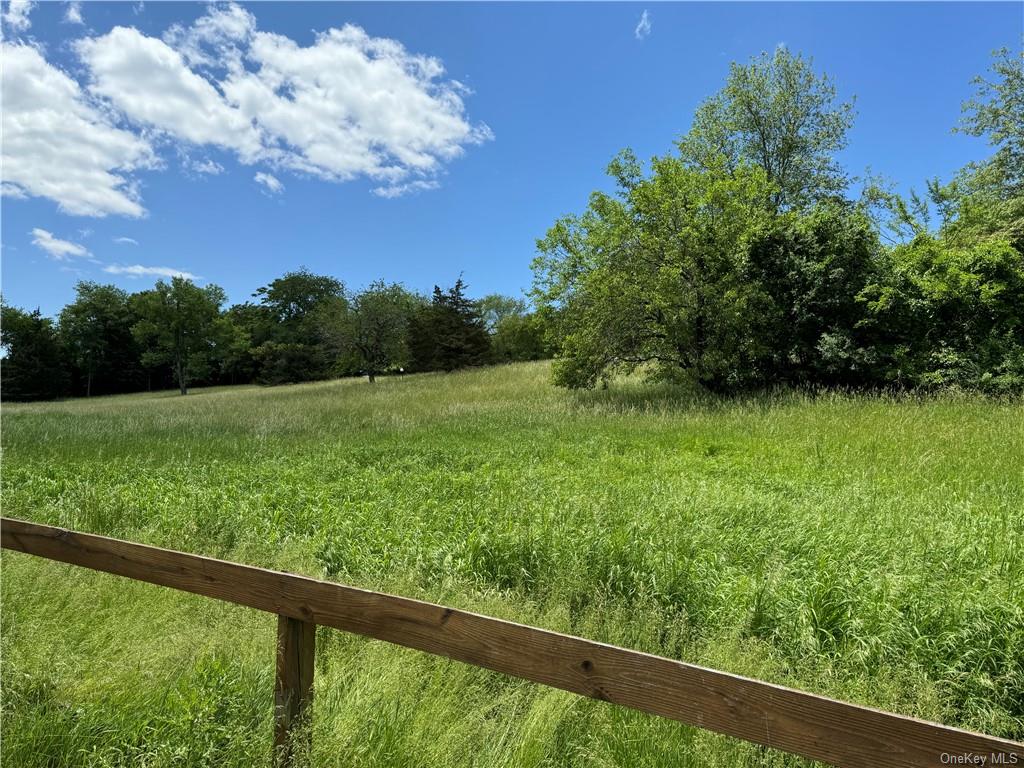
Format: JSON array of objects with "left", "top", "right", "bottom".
[
  {"left": 0, "top": 304, "right": 67, "bottom": 401},
  {"left": 130, "top": 277, "right": 228, "bottom": 395},
  {"left": 535, "top": 47, "right": 1023, "bottom": 394},
  {"left": 409, "top": 279, "right": 491, "bottom": 372},
  {"left": 859, "top": 236, "right": 1024, "bottom": 392},
  {"left": 679, "top": 47, "right": 855, "bottom": 210},
  {"left": 250, "top": 270, "right": 347, "bottom": 384},
  {"left": 59, "top": 282, "right": 144, "bottom": 396},
  {"left": 337, "top": 282, "right": 421, "bottom": 382}
]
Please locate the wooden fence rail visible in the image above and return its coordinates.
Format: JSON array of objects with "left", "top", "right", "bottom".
[{"left": 2, "top": 516, "right": 1021, "bottom": 767}]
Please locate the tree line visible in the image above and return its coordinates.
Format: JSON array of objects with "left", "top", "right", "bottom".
[
  {"left": 1, "top": 276, "right": 550, "bottom": 400},
  {"left": 532, "top": 47, "right": 1023, "bottom": 393},
  {"left": 4, "top": 47, "right": 1021, "bottom": 400}
]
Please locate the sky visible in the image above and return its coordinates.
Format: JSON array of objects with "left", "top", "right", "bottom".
[{"left": 1, "top": 1, "right": 1021, "bottom": 317}]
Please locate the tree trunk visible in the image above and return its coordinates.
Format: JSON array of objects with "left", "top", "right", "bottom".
[
  {"left": 86, "top": 371, "right": 92, "bottom": 398},
  {"left": 176, "top": 359, "right": 188, "bottom": 395},
  {"left": 368, "top": 371, "right": 376, "bottom": 384}
]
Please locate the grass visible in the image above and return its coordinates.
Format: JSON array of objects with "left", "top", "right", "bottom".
[{"left": 2, "top": 360, "right": 1022, "bottom": 766}]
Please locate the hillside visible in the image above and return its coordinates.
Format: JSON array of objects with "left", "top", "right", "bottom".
[{"left": 2, "top": 361, "right": 1022, "bottom": 765}]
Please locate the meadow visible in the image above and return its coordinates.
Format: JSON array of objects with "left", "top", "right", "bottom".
[{"left": 2, "top": 360, "right": 1022, "bottom": 766}]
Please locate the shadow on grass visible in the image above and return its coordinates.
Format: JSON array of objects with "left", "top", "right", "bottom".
[{"left": 569, "top": 378, "right": 811, "bottom": 415}]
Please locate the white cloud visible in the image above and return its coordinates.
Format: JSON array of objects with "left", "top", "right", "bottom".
[
  {"left": 3, "top": 4, "right": 488, "bottom": 219},
  {"left": 1, "top": 182, "right": 27, "bottom": 198},
  {"left": 635, "top": 10, "right": 651, "bottom": 40},
  {"left": 63, "top": 1, "right": 83, "bottom": 25},
  {"left": 2, "top": 0, "right": 34, "bottom": 32},
  {"left": 164, "top": 2, "right": 255, "bottom": 71},
  {"left": 75, "top": 26, "right": 264, "bottom": 158},
  {"left": 76, "top": 5, "right": 490, "bottom": 192},
  {"left": 372, "top": 179, "right": 440, "bottom": 199},
  {"left": 30, "top": 228, "right": 91, "bottom": 260},
  {"left": 254, "top": 171, "right": 283, "bottom": 194},
  {"left": 103, "top": 264, "right": 197, "bottom": 279},
  {"left": 113, "top": 236, "right": 139, "bottom": 245},
  {"left": 188, "top": 157, "right": 224, "bottom": 175},
  {"left": 1, "top": 42, "right": 156, "bottom": 217}
]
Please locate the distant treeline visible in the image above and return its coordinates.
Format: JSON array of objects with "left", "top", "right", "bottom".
[
  {"left": 4, "top": 48, "right": 1022, "bottom": 401},
  {"left": 1, "top": 276, "right": 551, "bottom": 400},
  {"left": 532, "top": 47, "right": 1024, "bottom": 393}
]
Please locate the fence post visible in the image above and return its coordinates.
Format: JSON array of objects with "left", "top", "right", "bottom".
[{"left": 274, "top": 615, "right": 316, "bottom": 766}]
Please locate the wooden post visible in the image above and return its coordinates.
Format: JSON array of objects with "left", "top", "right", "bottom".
[{"left": 274, "top": 615, "right": 315, "bottom": 766}]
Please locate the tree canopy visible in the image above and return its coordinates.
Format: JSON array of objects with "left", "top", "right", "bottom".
[
  {"left": 130, "top": 278, "right": 227, "bottom": 395},
  {"left": 679, "top": 47, "right": 855, "bottom": 210},
  {"left": 533, "top": 47, "right": 1024, "bottom": 394}
]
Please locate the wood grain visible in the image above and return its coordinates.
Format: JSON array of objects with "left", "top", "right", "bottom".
[
  {"left": 3, "top": 516, "right": 1021, "bottom": 768},
  {"left": 274, "top": 615, "right": 315, "bottom": 767}
]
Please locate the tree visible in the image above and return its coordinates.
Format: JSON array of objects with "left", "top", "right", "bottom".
[
  {"left": 679, "top": 47, "right": 855, "bottom": 210},
  {"left": 217, "top": 303, "right": 264, "bottom": 385},
  {"left": 957, "top": 47, "right": 1024, "bottom": 196},
  {"left": 937, "top": 48, "right": 1024, "bottom": 250},
  {"left": 59, "top": 282, "right": 142, "bottom": 397},
  {"left": 1, "top": 302, "right": 68, "bottom": 401},
  {"left": 744, "top": 201, "right": 882, "bottom": 385},
  {"left": 859, "top": 235, "right": 1024, "bottom": 392},
  {"left": 130, "top": 277, "right": 227, "bottom": 395},
  {"left": 252, "top": 269, "right": 347, "bottom": 383},
  {"left": 533, "top": 150, "right": 775, "bottom": 390},
  {"left": 340, "top": 282, "right": 419, "bottom": 382},
  {"left": 477, "top": 294, "right": 527, "bottom": 334},
  {"left": 409, "top": 279, "right": 491, "bottom": 372},
  {"left": 253, "top": 269, "right": 346, "bottom": 327},
  {"left": 492, "top": 313, "right": 548, "bottom": 362}
]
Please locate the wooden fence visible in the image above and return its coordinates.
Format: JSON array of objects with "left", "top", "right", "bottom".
[{"left": 2, "top": 516, "right": 1021, "bottom": 767}]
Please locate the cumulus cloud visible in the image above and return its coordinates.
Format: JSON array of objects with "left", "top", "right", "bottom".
[
  {"left": 103, "top": 264, "right": 197, "bottom": 279},
  {"left": 79, "top": 6, "right": 490, "bottom": 189},
  {"left": 113, "top": 236, "right": 139, "bottom": 245},
  {"left": 1, "top": 42, "right": 156, "bottom": 217},
  {"left": 76, "top": 26, "right": 265, "bottom": 158},
  {"left": 163, "top": 2, "right": 255, "bottom": 71},
  {"left": 30, "top": 228, "right": 91, "bottom": 259},
  {"left": 254, "top": 171, "right": 283, "bottom": 194},
  {"left": 635, "top": 10, "right": 651, "bottom": 40},
  {"left": 2, "top": 0, "right": 34, "bottom": 32},
  {"left": 3, "top": 4, "right": 488, "bottom": 217},
  {"left": 63, "top": 1, "right": 83, "bottom": 25}
]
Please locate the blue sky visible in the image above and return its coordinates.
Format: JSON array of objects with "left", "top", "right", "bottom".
[{"left": 2, "top": 2, "right": 1021, "bottom": 317}]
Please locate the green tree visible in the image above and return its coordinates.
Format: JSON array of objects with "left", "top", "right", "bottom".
[
  {"left": 217, "top": 303, "right": 264, "bottom": 385},
  {"left": 1, "top": 302, "right": 68, "bottom": 401},
  {"left": 130, "top": 277, "right": 227, "bottom": 395},
  {"left": 59, "top": 282, "right": 142, "bottom": 396},
  {"left": 477, "top": 294, "right": 527, "bottom": 334},
  {"left": 939, "top": 47, "right": 1024, "bottom": 249},
  {"left": 680, "top": 47, "right": 854, "bottom": 210},
  {"left": 252, "top": 269, "right": 347, "bottom": 383},
  {"left": 492, "top": 313, "right": 548, "bottom": 362},
  {"left": 409, "top": 279, "right": 490, "bottom": 372},
  {"left": 859, "top": 235, "right": 1024, "bottom": 392},
  {"left": 533, "top": 150, "right": 775, "bottom": 390},
  {"left": 338, "top": 282, "right": 420, "bottom": 383},
  {"left": 957, "top": 47, "right": 1024, "bottom": 196},
  {"left": 744, "top": 201, "right": 882, "bottom": 385}
]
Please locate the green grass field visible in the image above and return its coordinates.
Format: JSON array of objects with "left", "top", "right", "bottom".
[{"left": 2, "top": 361, "right": 1022, "bottom": 766}]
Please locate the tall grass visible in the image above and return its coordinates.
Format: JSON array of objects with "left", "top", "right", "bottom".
[{"left": 2, "top": 361, "right": 1022, "bottom": 766}]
